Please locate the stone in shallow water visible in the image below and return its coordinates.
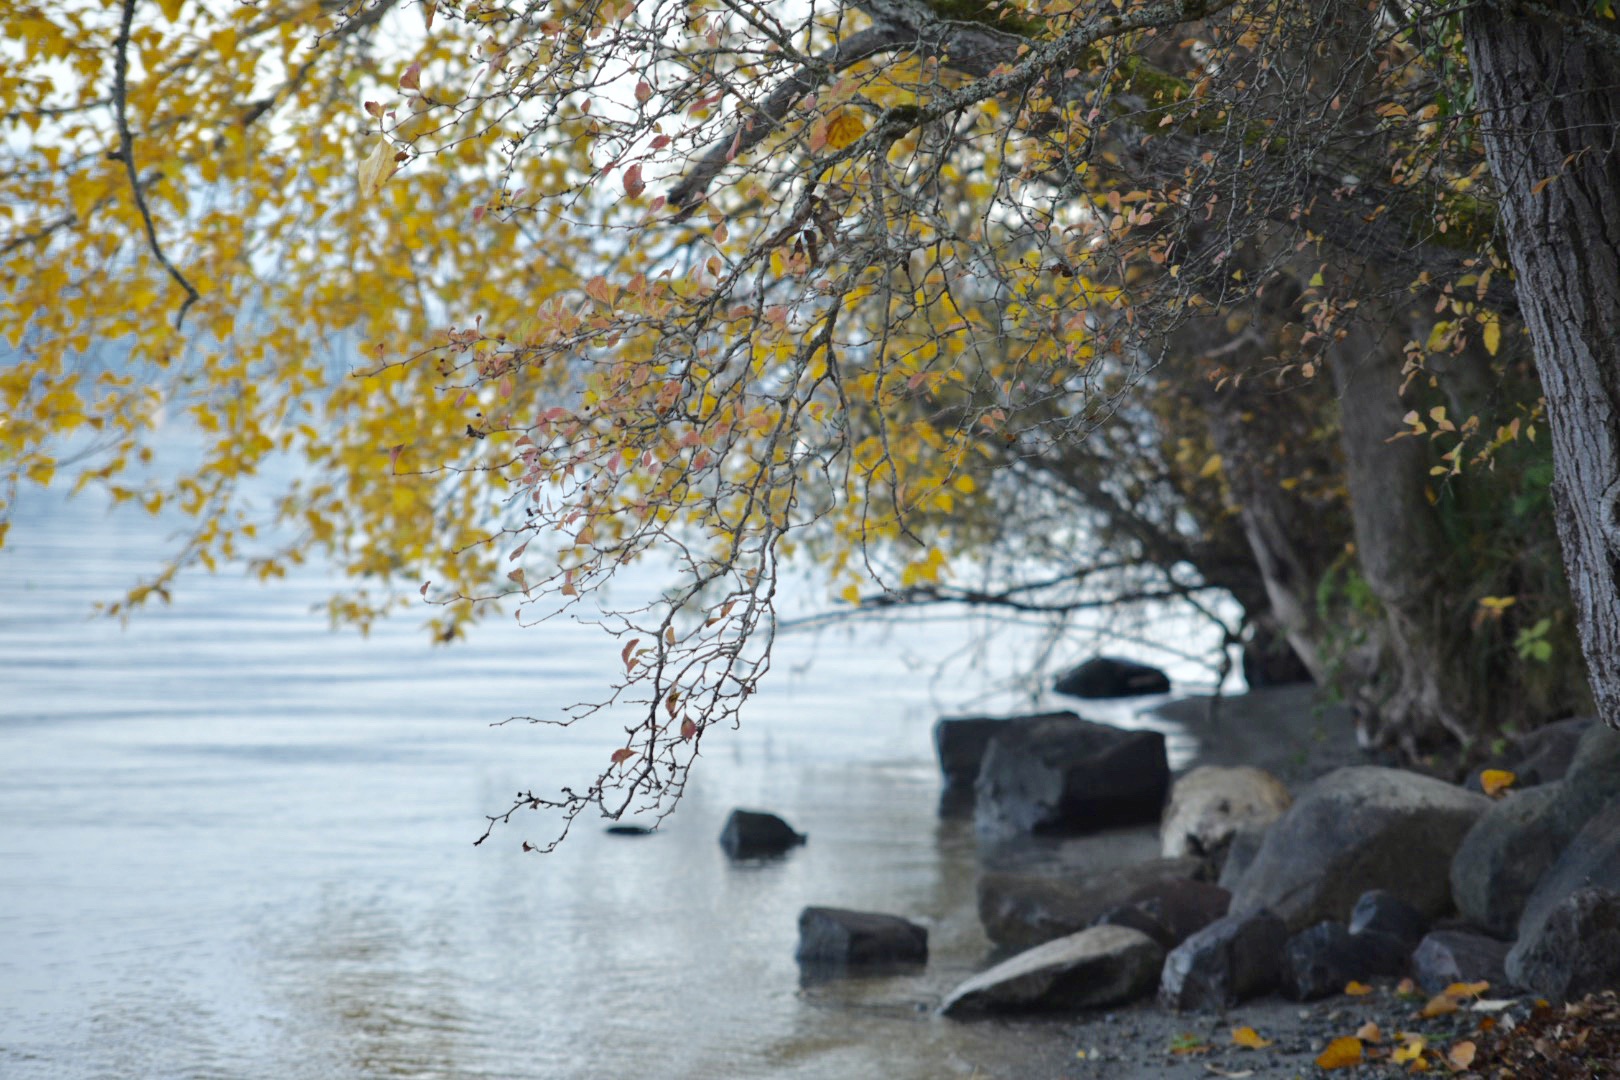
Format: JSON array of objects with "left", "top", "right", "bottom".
[
  {"left": 941, "top": 925, "right": 1163, "bottom": 1016},
  {"left": 719, "top": 808, "right": 806, "bottom": 859},
  {"left": 1053, "top": 656, "right": 1171, "bottom": 699},
  {"left": 977, "top": 856, "right": 1204, "bottom": 951},
  {"left": 795, "top": 907, "right": 927, "bottom": 968}
]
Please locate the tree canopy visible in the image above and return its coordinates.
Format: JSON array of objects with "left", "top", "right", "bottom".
[{"left": 5, "top": 0, "right": 1618, "bottom": 846}]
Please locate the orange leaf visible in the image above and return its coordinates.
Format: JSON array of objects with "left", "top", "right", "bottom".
[
  {"left": 610, "top": 747, "right": 635, "bottom": 764},
  {"left": 1231, "top": 1026, "right": 1273, "bottom": 1049},
  {"left": 680, "top": 717, "right": 697, "bottom": 741},
  {"left": 1396, "top": 977, "right": 1421, "bottom": 998},
  {"left": 1420, "top": 994, "right": 1460, "bottom": 1019},
  {"left": 1442, "top": 981, "right": 1490, "bottom": 1000},
  {"left": 1344, "top": 981, "right": 1375, "bottom": 996},
  {"left": 1446, "top": 1040, "right": 1476, "bottom": 1070},
  {"left": 1356, "top": 1021, "right": 1383, "bottom": 1043},
  {"left": 1481, "top": 769, "right": 1516, "bottom": 797},
  {"left": 824, "top": 109, "right": 866, "bottom": 151},
  {"left": 1316, "top": 1036, "right": 1364, "bottom": 1069}
]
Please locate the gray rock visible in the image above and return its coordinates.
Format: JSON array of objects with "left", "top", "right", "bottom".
[
  {"left": 1217, "top": 823, "right": 1269, "bottom": 890},
  {"left": 1556, "top": 721, "right": 1620, "bottom": 804},
  {"left": 1093, "top": 904, "right": 1177, "bottom": 951},
  {"left": 1127, "top": 879, "right": 1232, "bottom": 945},
  {"left": 1229, "top": 766, "right": 1489, "bottom": 931},
  {"left": 1450, "top": 782, "right": 1579, "bottom": 937},
  {"left": 1284, "top": 921, "right": 1412, "bottom": 1001},
  {"left": 795, "top": 907, "right": 927, "bottom": 967},
  {"left": 1054, "top": 656, "right": 1171, "bottom": 699},
  {"left": 1160, "top": 765, "right": 1293, "bottom": 864},
  {"left": 1470, "top": 717, "right": 1593, "bottom": 792},
  {"left": 720, "top": 809, "right": 806, "bottom": 858},
  {"left": 934, "top": 715, "right": 1023, "bottom": 815},
  {"left": 978, "top": 856, "right": 1204, "bottom": 951},
  {"left": 1506, "top": 888, "right": 1620, "bottom": 1001},
  {"left": 1159, "top": 908, "right": 1288, "bottom": 1011},
  {"left": 1411, "top": 930, "right": 1512, "bottom": 995},
  {"left": 974, "top": 715, "right": 1170, "bottom": 839},
  {"left": 941, "top": 925, "right": 1164, "bottom": 1016},
  {"left": 1348, "top": 889, "right": 1430, "bottom": 949},
  {"left": 1511, "top": 793, "right": 1620, "bottom": 964}
]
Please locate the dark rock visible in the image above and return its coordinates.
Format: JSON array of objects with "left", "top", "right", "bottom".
[
  {"left": 1563, "top": 723, "right": 1620, "bottom": 805},
  {"left": 795, "top": 907, "right": 927, "bottom": 967},
  {"left": 1506, "top": 888, "right": 1620, "bottom": 1001},
  {"left": 1348, "top": 890, "right": 1430, "bottom": 949},
  {"left": 719, "top": 809, "right": 806, "bottom": 858},
  {"left": 604, "top": 824, "right": 654, "bottom": 836},
  {"left": 941, "top": 925, "right": 1164, "bottom": 1015},
  {"left": 1450, "top": 782, "right": 1581, "bottom": 937},
  {"left": 1093, "top": 904, "right": 1177, "bottom": 951},
  {"left": 1510, "top": 793, "right": 1620, "bottom": 965},
  {"left": 1470, "top": 717, "right": 1593, "bottom": 792},
  {"left": 934, "top": 715, "right": 1020, "bottom": 816},
  {"left": 1127, "top": 879, "right": 1232, "bottom": 945},
  {"left": 1284, "top": 921, "right": 1411, "bottom": 1001},
  {"left": 1411, "top": 930, "right": 1513, "bottom": 994},
  {"left": 1159, "top": 908, "right": 1288, "bottom": 1011},
  {"left": 1160, "top": 765, "right": 1292, "bottom": 865},
  {"left": 978, "top": 856, "right": 1205, "bottom": 951},
  {"left": 974, "top": 714, "right": 1169, "bottom": 839},
  {"left": 1054, "top": 656, "right": 1171, "bottom": 700},
  {"left": 1229, "top": 766, "right": 1489, "bottom": 931},
  {"left": 1242, "top": 623, "right": 1314, "bottom": 689},
  {"left": 1217, "top": 824, "right": 1269, "bottom": 890}
]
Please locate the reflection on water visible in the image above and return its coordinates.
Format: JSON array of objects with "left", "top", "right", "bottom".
[{"left": 0, "top": 485, "right": 1205, "bottom": 1079}]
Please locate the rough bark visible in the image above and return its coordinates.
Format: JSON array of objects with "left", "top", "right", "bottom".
[{"left": 1465, "top": 2, "right": 1620, "bottom": 731}]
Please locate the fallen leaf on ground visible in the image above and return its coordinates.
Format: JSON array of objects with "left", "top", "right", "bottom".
[
  {"left": 1447, "top": 1040, "right": 1477, "bottom": 1069},
  {"left": 1422, "top": 994, "right": 1461, "bottom": 1019},
  {"left": 1393, "top": 1035, "right": 1426, "bottom": 1064},
  {"left": 1203, "top": 1065, "right": 1255, "bottom": 1078},
  {"left": 1481, "top": 769, "right": 1516, "bottom": 797},
  {"left": 1170, "top": 1033, "right": 1211, "bottom": 1055},
  {"left": 1443, "top": 981, "right": 1490, "bottom": 1000},
  {"left": 1231, "top": 1026, "right": 1273, "bottom": 1049},
  {"left": 1317, "top": 1036, "right": 1364, "bottom": 1069},
  {"left": 1357, "top": 1021, "right": 1383, "bottom": 1043},
  {"left": 1345, "top": 980, "right": 1375, "bottom": 996},
  {"left": 1396, "top": 977, "right": 1423, "bottom": 1000}
]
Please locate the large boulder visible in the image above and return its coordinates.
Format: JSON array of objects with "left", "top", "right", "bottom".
[
  {"left": 1508, "top": 793, "right": 1620, "bottom": 983},
  {"left": 1229, "top": 766, "right": 1489, "bottom": 931},
  {"left": 1160, "top": 765, "right": 1293, "bottom": 866},
  {"left": 1124, "top": 879, "right": 1232, "bottom": 946},
  {"left": 1506, "top": 888, "right": 1620, "bottom": 1001},
  {"left": 1054, "top": 657, "right": 1171, "bottom": 699},
  {"left": 1411, "top": 930, "right": 1513, "bottom": 995},
  {"left": 934, "top": 715, "right": 1021, "bottom": 815},
  {"left": 940, "top": 925, "right": 1164, "bottom": 1016},
  {"left": 1283, "top": 921, "right": 1411, "bottom": 1001},
  {"left": 720, "top": 809, "right": 806, "bottom": 858},
  {"left": 977, "top": 856, "right": 1205, "bottom": 951},
  {"left": 1452, "top": 723, "right": 1620, "bottom": 936},
  {"left": 795, "top": 907, "right": 927, "bottom": 967},
  {"left": 974, "top": 714, "right": 1170, "bottom": 839},
  {"left": 1159, "top": 908, "right": 1288, "bottom": 1011},
  {"left": 1469, "top": 716, "right": 1593, "bottom": 792}
]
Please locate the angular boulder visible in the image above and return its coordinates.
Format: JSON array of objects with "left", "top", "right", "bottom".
[
  {"left": 940, "top": 925, "right": 1164, "bottom": 1016},
  {"left": 1411, "top": 930, "right": 1513, "bottom": 995},
  {"left": 975, "top": 714, "right": 1169, "bottom": 839},
  {"left": 719, "top": 809, "right": 806, "bottom": 859},
  {"left": 1217, "top": 824, "right": 1269, "bottom": 890},
  {"left": 1126, "top": 879, "right": 1232, "bottom": 946},
  {"left": 1509, "top": 793, "right": 1620, "bottom": 973},
  {"left": 1348, "top": 889, "right": 1430, "bottom": 950},
  {"left": 795, "top": 907, "right": 927, "bottom": 967},
  {"left": 934, "top": 714, "right": 1014, "bottom": 815},
  {"left": 1229, "top": 767, "right": 1489, "bottom": 931},
  {"left": 1506, "top": 888, "right": 1620, "bottom": 1001},
  {"left": 1160, "top": 765, "right": 1293, "bottom": 864},
  {"left": 977, "top": 856, "right": 1204, "bottom": 951},
  {"left": 1283, "top": 921, "right": 1412, "bottom": 1001},
  {"left": 1053, "top": 656, "right": 1171, "bottom": 699},
  {"left": 1159, "top": 908, "right": 1288, "bottom": 1011}
]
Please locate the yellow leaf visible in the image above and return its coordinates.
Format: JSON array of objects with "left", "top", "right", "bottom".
[
  {"left": 824, "top": 110, "right": 866, "bottom": 151},
  {"left": 1198, "top": 453, "right": 1224, "bottom": 479},
  {"left": 358, "top": 138, "right": 394, "bottom": 199},
  {"left": 1231, "top": 1026, "right": 1272, "bottom": 1049},
  {"left": 840, "top": 583, "right": 862, "bottom": 606},
  {"left": 1482, "top": 316, "right": 1502, "bottom": 356},
  {"left": 1316, "top": 1036, "right": 1363, "bottom": 1069},
  {"left": 1344, "top": 981, "right": 1374, "bottom": 997},
  {"left": 1393, "top": 1035, "right": 1426, "bottom": 1064},
  {"left": 1481, "top": 769, "right": 1516, "bottom": 798},
  {"left": 1442, "top": 981, "right": 1489, "bottom": 1000},
  {"left": 1420, "top": 994, "right": 1460, "bottom": 1018}
]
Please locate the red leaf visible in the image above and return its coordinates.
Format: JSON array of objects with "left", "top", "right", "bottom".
[
  {"left": 610, "top": 747, "right": 636, "bottom": 764},
  {"left": 680, "top": 717, "right": 697, "bottom": 740},
  {"left": 399, "top": 62, "right": 421, "bottom": 91},
  {"left": 623, "top": 163, "right": 645, "bottom": 198},
  {"left": 621, "top": 637, "right": 641, "bottom": 670}
]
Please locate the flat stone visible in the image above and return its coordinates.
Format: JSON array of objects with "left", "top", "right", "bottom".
[
  {"left": 795, "top": 907, "right": 927, "bottom": 967},
  {"left": 1229, "top": 766, "right": 1489, "bottom": 931},
  {"left": 1159, "top": 908, "right": 1288, "bottom": 1011},
  {"left": 977, "top": 856, "right": 1205, "bottom": 951},
  {"left": 941, "top": 925, "right": 1164, "bottom": 1016},
  {"left": 974, "top": 714, "right": 1170, "bottom": 839},
  {"left": 719, "top": 809, "right": 806, "bottom": 859},
  {"left": 1411, "top": 930, "right": 1512, "bottom": 995},
  {"left": 1506, "top": 887, "right": 1620, "bottom": 1001}
]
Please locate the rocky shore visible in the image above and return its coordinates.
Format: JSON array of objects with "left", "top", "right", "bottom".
[{"left": 771, "top": 676, "right": 1620, "bottom": 1076}]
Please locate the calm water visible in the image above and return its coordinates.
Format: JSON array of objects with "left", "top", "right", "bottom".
[{"left": 0, "top": 482, "right": 1203, "bottom": 1079}]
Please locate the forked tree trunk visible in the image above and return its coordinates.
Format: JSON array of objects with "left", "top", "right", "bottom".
[{"left": 1466, "top": 4, "right": 1620, "bottom": 731}]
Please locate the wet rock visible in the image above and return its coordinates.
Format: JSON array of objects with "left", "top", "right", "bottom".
[
  {"left": 1506, "top": 887, "right": 1620, "bottom": 1001},
  {"left": 974, "top": 714, "right": 1170, "bottom": 839},
  {"left": 934, "top": 714, "right": 1019, "bottom": 816},
  {"left": 1411, "top": 930, "right": 1513, "bottom": 994},
  {"left": 1126, "top": 878, "right": 1232, "bottom": 945},
  {"left": 978, "top": 856, "right": 1204, "bottom": 951},
  {"left": 1159, "top": 907, "right": 1288, "bottom": 1011},
  {"left": 719, "top": 809, "right": 806, "bottom": 858},
  {"left": 1160, "top": 765, "right": 1293, "bottom": 866},
  {"left": 1348, "top": 889, "right": 1430, "bottom": 949},
  {"left": 1510, "top": 793, "right": 1620, "bottom": 964},
  {"left": 1229, "top": 766, "right": 1489, "bottom": 931},
  {"left": 604, "top": 824, "right": 654, "bottom": 836},
  {"left": 1053, "top": 656, "right": 1171, "bottom": 699},
  {"left": 795, "top": 907, "right": 927, "bottom": 967},
  {"left": 1284, "top": 921, "right": 1411, "bottom": 1001},
  {"left": 941, "top": 925, "right": 1163, "bottom": 1016}
]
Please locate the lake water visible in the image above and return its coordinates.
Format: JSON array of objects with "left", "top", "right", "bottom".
[{"left": 0, "top": 480, "right": 1210, "bottom": 1079}]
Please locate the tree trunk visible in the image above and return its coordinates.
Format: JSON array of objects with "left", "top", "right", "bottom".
[{"left": 1465, "top": 3, "right": 1620, "bottom": 731}]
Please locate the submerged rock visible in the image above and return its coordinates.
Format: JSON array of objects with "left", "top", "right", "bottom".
[
  {"left": 795, "top": 907, "right": 927, "bottom": 968},
  {"left": 941, "top": 925, "right": 1163, "bottom": 1016}
]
